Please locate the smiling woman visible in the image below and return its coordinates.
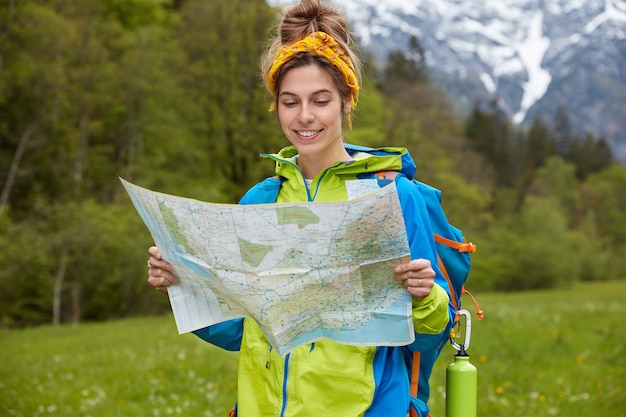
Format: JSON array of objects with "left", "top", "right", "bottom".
[
  {"left": 145, "top": 1, "right": 457, "bottom": 416},
  {"left": 276, "top": 64, "right": 349, "bottom": 179}
]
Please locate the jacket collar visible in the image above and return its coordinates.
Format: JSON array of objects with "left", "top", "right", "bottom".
[{"left": 261, "top": 143, "right": 417, "bottom": 180}]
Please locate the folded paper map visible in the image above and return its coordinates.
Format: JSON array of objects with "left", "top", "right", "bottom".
[{"left": 121, "top": 178, "right": 413, "bottom": 355}]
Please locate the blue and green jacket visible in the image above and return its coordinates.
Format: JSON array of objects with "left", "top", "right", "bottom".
[{"left": 193, "top": 144, "right": 454, "bottom": 417}]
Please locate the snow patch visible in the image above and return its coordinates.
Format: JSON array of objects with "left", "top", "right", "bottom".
[
  {"left": 512, "top": 11, "right": 552, "bottom": 124},
  {"left": 480, "top": 73, "right": 497, "bottom": 93}
]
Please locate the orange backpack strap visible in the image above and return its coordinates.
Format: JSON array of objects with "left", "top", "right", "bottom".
[
  {"left": 437, "top": 254, "right": 458, "bottom": 311},
  {"left": 409, "top": 351, "right": 435, "bottom": 417},
  {"left": 410, "top": 351, "right": 421, "bottom": 417},
  {"left": 374, "top": 170, "right": 399, "bottom": 180},
  {"left": 434, "top": 234, "right": 476, "bottom": 253}
]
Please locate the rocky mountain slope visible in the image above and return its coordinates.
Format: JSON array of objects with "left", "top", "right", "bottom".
[{"left": 269, "top": 0, "right": 626, "bottom": 161}]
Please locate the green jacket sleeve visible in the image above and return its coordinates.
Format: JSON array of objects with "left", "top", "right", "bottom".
[{"left": 412, "top": 283, "right": 450, "bottom": 335}]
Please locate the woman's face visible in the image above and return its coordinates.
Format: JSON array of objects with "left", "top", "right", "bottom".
[{"left": 277, "top": 64, "right": 348, "bottom": 171}]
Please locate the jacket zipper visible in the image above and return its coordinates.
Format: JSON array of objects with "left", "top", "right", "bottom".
[
  {"left": 265, "top": 344, "right": 273, "bottom": 369},
  {"left": 279, "top": 352, "right": 291, "bottom": 417},
  {"left": 261, "top": 155, "right": 347, "bottom": 416}
]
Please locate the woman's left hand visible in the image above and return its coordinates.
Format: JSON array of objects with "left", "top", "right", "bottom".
[
  {"left": 147, "top": 246, "right": 177, "bottom": 294},
  {"left": 393, "top": 259, "right": 435, "bottom": 301}
]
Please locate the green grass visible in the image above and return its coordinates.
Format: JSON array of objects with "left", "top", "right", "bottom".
[
  {"left": 1, "top": 281, "right": 625, "bottom": 417},
  {"left": 429, "top": 280, "right": 626, "bottom": 417},
  {"left": 0, "top": 316, "right": 239, "bottom": 417}
]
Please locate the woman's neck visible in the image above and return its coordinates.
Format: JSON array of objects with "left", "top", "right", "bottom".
[{"left": 297, "top": 147, "right": 352, "bottom": 179}]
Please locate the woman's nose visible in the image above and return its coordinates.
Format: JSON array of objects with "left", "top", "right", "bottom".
[{"left": 298, "top": 105, "right": 315, "bottom": 123}]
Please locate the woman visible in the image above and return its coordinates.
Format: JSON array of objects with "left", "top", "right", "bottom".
[{"left": 147, "top": 1, "right": 453, "bottom": 416}]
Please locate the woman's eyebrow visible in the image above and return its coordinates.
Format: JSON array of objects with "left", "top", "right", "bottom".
[{"left": 279, "top": 89, "right": 333, "bottom": 97}]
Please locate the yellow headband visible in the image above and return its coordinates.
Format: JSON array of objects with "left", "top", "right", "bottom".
[{"left": 267, "top": 31, "right": 360, "bottom": 109}]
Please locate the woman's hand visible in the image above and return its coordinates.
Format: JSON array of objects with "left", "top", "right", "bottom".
[
  {"left": 393, "top": 259, "right": 435, "bottom": 301},
  {"left": 147, "top": 246, "right": 178, "bottom": 294}
]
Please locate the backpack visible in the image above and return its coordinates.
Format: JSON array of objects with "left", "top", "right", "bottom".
[
  {"left": 366, "top": 171, "right": 481, "bottom": 417},
  {"left": 367, "top": 171, "right": 480, "bottom": 317},
  {"left": 241, "top": 171, "right": 481, "bottom": 417}
]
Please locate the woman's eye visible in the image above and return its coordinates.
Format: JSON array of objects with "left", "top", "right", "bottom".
[
  {"left": 315, "top": 100, "right": 329, "bottom": 106},
  {"left": 282, "top": 101, "right": 297, "bottom": 107}
]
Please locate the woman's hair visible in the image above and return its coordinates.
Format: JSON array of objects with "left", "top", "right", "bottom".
[{"left": 261, "top": 0, "right": 362, "bottom": 112}]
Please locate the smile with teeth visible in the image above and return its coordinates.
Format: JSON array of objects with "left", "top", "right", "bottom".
[{"left": 297, "top": 130, "right": 321, "bottom": 137}]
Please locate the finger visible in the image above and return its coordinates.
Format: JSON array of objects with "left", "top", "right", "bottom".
[
  {"left": 149, "top": 276, "right": 173, "bottom": 288},
  {"left": 147, "top": 274, "right": 161, "bottom": 288},
  {"left": 400, "top": 276, "right": 433, "bottom": 299},
  {"left": 401, "top": 277, "right": 432, "bottom": 290},
  {"left": 148, "top": 277, "right": 175, "bottom": 294},
  {"left": 393, "top": 268, "right": 435, "bottom": 284},
  {"left": 148, "top": 268, "right": 177, "bottom": 286},
  {"left": 148, "top": 256, "right": 173, "bottom": 272},
  {"left": 406, "top": 286, "right": 431, "bottom": 300},
  {"left": 154, "top": 286, "right": 169, "bottom": 295},
  {"left": 148, "top": 246, "right": 169, "bottom": 270},
  {"left": 394, "top": 258, "right": 431, "bottom": 274},
  {"left": 407, "top": 287, "right": 427, "bottom": 300},
  {"left": 410, "top": 277, "right": 434, "bottom": 289},
  {"left": 148, "top": 245, "right": 162, "bottom": 260}
]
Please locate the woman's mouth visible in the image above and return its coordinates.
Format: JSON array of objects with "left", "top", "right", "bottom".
[{"left": 296, "top": 130, "right": 321, "bottom": 139}]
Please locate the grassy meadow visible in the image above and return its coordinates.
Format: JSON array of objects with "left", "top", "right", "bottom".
[{"left": 1, "top": 281, "right": 625, "bottom": 417}]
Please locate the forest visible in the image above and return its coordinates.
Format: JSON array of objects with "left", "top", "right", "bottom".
[{"left": 1, "top": 0, "right": 625, "bottom": 328}]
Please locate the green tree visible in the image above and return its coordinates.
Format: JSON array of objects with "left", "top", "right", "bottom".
[
  {"left": 579, "top": 165, "right": 626, "bottom": 279},
  {"left": 0, "top": 0, "right": 16, "bottom": 80},
  {"left": 472, "top": 197, "right": 580, "bottom": 291},
  {"left": 514, "top": 117, "right": 556, "bottom": 209},
  {"left": 0, "top": 2, "right": 70, "bottom": 218},
  {"left": 465, "top": 100, "right": 516, "bottom": 188},
  {"left": 585, "top": 165, "right": 626, "bottom": 244},
  {"left": 0, "top": 0, "right": 189, "bottom": 325},
  {"left": 567, "top": 133, "right": 613, "bottom": 180},
  {"left": 0, "top": 209, "right": 55, "bottom": 326},
  {"left": 0, "top": 198, "right": 169, "bottom": 326},
  {"left": 174, "top": 0, "right": 282, "bottom": 201},
  {"left": 523, "top": 117, "right": 556, "bottom": 172},
  {"left": 101, "top": 0, "right": 170, "bottom": 29},
  {"left": 530, "top": 156, "right": 580, "bottom": 227},
  {"left": 381, "top": 35, "right": 428, "bottom": 96},
  {"left": 552, "top": 104, "right": 573, "bottom": 156}
]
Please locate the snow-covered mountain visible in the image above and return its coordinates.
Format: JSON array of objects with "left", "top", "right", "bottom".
[{"left": 268, "top": 0, "right": 626, "bottom": 161}]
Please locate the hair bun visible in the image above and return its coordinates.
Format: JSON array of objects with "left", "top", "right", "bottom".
[
  {"left": 286, "top": 0, "right": 324, "bottom": 19},
  {"left": 281, "top": 0, "right": 349, "bottom": 45}
]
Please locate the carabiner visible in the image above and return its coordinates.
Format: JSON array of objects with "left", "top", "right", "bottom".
[{"left": 450, "top": 309, "right": 472, "bottom": 352}]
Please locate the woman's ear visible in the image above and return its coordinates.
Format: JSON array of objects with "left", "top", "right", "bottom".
[{"left": 343, "top": 102, "right": 352, "bottom": 115}]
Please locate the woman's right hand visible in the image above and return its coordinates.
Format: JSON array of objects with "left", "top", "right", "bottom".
[{"left": 147, "top": 246, "right": 178, "bottom": 294}]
